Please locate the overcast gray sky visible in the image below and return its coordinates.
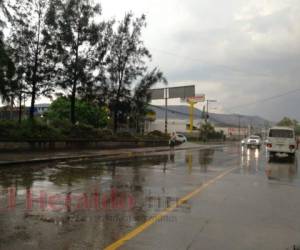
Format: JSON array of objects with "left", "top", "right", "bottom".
[{"left": 100, "top": 0, "right": 300, "bottom": 121}]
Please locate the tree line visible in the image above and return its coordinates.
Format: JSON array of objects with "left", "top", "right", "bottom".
[
  {"left": 277, "top": 117, "right": 300, "bottom": 135},
  {"left": 0, "top": 0, "right": 167, "bottom": 133}
]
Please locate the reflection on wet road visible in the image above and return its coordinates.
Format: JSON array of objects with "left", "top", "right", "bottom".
[
  {"left": 0, "top": 144, "right": 300, "bottom": 250},
  {"left": 240, "top": 145, "right": 299, "bottom": 184}
]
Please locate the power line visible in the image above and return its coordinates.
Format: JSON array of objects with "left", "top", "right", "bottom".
[
  {"left": 149, "top": 104, "right": 221, "bottom": 124},
  {"left": 149, "top": 47, "right": 300, "bottom": 118},
  {"left": 149, "top": 86, "right": 300, "bottom": 123},
  {"left": 150, "top": 104, "right": 256, "bottom": 128},
  {"left": 225, "top": 88, "right": 300, "bottom": 112},
  {"left": 150, "top": 104, "right": 203, "bottom": 119}
]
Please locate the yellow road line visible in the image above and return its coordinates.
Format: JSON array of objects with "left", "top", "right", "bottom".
[{"left": 104, "top": 167, "right": 237, "bottom": 250}]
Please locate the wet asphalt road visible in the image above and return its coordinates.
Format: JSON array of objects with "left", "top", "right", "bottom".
[{"left": 0, "top": 144, "right": 300, "bottom": 250}]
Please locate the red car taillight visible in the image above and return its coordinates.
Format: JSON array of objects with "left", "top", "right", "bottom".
[
  {"left": 267, "top": 143, "right": 272, "bottom": 148},
  {"left": 289, "top": 145, "right": 295, "bottom": 150}
]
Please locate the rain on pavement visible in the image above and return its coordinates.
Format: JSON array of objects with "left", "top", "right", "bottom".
[{"left": 0, "top": 144, "right": 300, "bottom": 250}]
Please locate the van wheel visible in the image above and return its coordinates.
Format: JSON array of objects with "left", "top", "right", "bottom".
[
  {"left": 288, "top": 153, "right": 295, "bottom": 162},
  {"left": 268, "top": 152, "right": 275, "bottom": 162}
]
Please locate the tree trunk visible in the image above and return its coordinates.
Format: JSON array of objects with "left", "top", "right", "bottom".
[
  {"left": 113, "top": 79, "right": 123, "bottom": 133},
  {"left": 9, "top": 98, "right": 13, "bottom": 120},
  {"left": 113, "top": 95, "right": 120, "bottom": 133},
  {"left": 113, "top": 100, "right": 119, "bottom": 133},
  {"left": 18, "top": 91, "right": 22, "bottom": 124},
  {"left": 136, "top": 115, "right": 139, "bottom": 134},
  {"left": 113, "top": 110, "right": 118, "bottom": 133},
  {"left": 71, "top": 13, "right": 80, "bottom": 125},
  {"left": 29, "top": 84, "right": 36, "bottom": 120},
  {"left": 70, "top": 82, "right": 76, "bottom": 125},
  {"left": 29, "top": 5, "right": 41, "bottom": 121}
]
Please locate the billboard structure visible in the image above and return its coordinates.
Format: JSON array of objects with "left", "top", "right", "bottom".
[
  {"left": 150, "top": 85, "right": 195, "bottom": 100},
  {"left": 150, "top": 88, "right": 165, "bottom": 100},
  {"left": 168, "top": 85, "right": 195, "bottom": 99},
  {"left": 149, "top": 85, "right": 196, "bottom": 133}
]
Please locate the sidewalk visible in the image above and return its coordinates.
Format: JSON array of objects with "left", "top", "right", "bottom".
[{"left": 0, "top": 142, "right": 224, "bottom": 166}]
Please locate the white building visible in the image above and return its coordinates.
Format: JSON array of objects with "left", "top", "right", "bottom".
[
  {"left": 34, "top": 103, "right": 50, "bottom": 116},
  {"left": 215, "top": 126, "right": 249, "bottom": 138},
  {"left": 145, "top": 105, "right": 264, "bottom": 139},
  {"left": 145, "top": 105, "right": 202, "bottom": 133}
]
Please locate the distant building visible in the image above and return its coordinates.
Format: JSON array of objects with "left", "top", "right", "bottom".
[
  {"left": 145, "top": 105, "right": 257, "bottom": 139},
  {"left": 145, "top": 105, "right": 202, "bottom": 133},
  {"left": 34, "top": 103, "right": 50, "bottom": 116},
  {"left": 0, "top": 106, "right": 27, "bottom": 120},
  {"left": 215, "top": 126, "right": 249, "bottom": 139},
  {"left": 0, "top": 103, "right": 50, "bottom": 121}
]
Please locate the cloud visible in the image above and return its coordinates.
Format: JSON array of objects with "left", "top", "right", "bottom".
[{"left": 100, "top": 0, "right": 300, "bottom": 121}]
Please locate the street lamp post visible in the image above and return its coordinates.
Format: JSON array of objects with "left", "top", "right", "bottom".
[
  {"left": 165, "top": 88, "right": 168, "bottom": 134},
  {"left": 205, "top": 100, "right": 217, "bottom": 123}
]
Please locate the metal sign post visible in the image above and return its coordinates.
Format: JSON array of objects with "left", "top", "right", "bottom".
[
  {"left": 188, "top": 100, "right": 196, "bottom": 133},
  {"left": 149, "top": 85, "right": 196, "bottom": 134},
  {"left": 205, "top": 100, "right": 217, "bottom": 123},
  {"left": 164, "top": 88, "right": 168, "bottom": 134}
]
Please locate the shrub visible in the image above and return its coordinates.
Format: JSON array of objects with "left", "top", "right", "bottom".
[
  {"left": 65, "top": 124, "right": 98, "bottom": 139},
  {"left": 0, "top": 120, "right": 19, "bottom": 139},
  {"left": 19, "top": 120, "right": 62, "bottom": 140},
  {"left": 46, "top": 97, "right": 109, "bottom": 128},
  {"left": 199, "top": 123, "right": 225, "bottom": 141},
  {"left": 0, "top": 120, "right": 61, "bottom": 140},
  {"left": 116, "top": 131, "right": 135, "bottom": 138},
  {"left": 0, "top": 119, "right": 114, "bottom": 140},
  {"left": 95, "top": 129, "right": 114, "bottom": 139},
  {"left": 147, "top": 130, "right": 169, "bottom": 139},
  {"left": 0, "top": 119, "right": 170, "bottom": 142}
]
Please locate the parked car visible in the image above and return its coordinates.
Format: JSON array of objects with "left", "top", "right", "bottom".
[
  {"left": 169, "top": 132, "right": 187, "bottom": 147},
  {"left": 266, "top": 126, "right": 297, "bottom": 159},
  {"left": 175, "top": 133, "right": 187, "bottom": 143},
  {"left": 241, "top": 135, "right": 262, "bottom": 149}
]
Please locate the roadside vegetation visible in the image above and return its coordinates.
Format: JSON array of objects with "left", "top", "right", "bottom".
[
  {"left": 198, "top": 122, "right": 225, "bottom": 142},
  {"left": 277, "top": 117, "right": 300, "bottom": 136},
  {"left": 0, "top": 0, "right": 167, "bottom": 140},
  {"left": 0, "top": 119, "right": 170, "bottom": 141}
]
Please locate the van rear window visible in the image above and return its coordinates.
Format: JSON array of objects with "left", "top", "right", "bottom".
[{"left": 269, "top": 129, "right": 294, "bottom": 138}]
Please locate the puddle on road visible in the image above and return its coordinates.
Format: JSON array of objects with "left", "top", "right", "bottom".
[
  {"left": 1, "top": 145, "right": 298, "bottom": 249},
  {"left": 0, "top": 148, "right": 232, "bottom": 250}
]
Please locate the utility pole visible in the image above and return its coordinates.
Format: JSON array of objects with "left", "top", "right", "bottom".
[
  {"left": 238, "top": 115, "right": 241, "bottom": 139},
  {"left": 150, "top": 85, "right": 196, "bottom": 134},
  {"left": 206, "top": 100, "right": 209, "bottom": 123},
  {"left": 164, "top": 88, "right": 168, "bottom": 134},
  {"left": 205, "top": 100, "right": 217, "bottom": 123}
]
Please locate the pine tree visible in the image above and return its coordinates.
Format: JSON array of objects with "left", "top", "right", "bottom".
[
  {"left": 107, "top": 13, "right": 152, "bottom": 132},
  {"left": 80, "top": 19, "right": 114, "bottom": 105},
  {"left": 8, "top": 0, "right": 54, "bottom": 120},
  {"left": 0, "top": 0, "right": 15, "bottom": 104},
  {"left": 46, "top": 0, "right": 103, "bottom": 125},
  {"left": 132, "top": 68, "right": 167, "bottom": 133}
]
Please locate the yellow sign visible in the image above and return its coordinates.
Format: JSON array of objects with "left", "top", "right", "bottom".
[{"left": 145, "top": 111, "right": 156, "bottom": 121}]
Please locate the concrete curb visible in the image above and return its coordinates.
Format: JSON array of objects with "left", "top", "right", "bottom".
[{"left": 0, "top": 145, "right": 224, "bottom": 167}]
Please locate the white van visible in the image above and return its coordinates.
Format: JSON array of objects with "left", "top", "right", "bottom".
[{"left": 266, "top": 126, "right": 297, "bottom": 159}]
